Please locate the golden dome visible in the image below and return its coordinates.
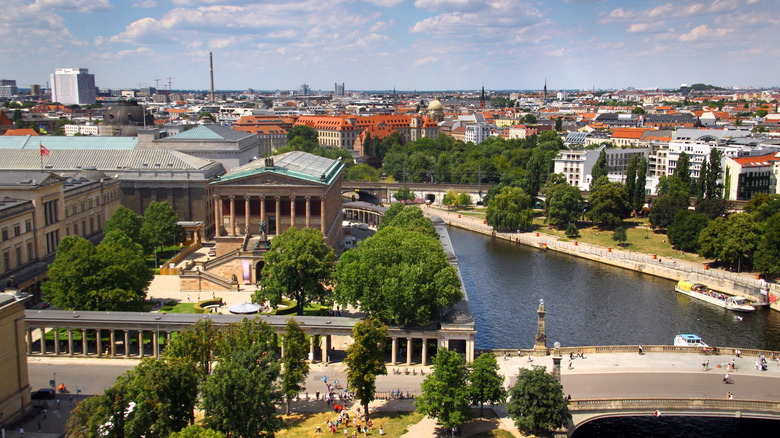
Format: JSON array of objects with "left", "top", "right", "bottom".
[{"left": 427, "top": 99, "right": 444, "bottom": 111}]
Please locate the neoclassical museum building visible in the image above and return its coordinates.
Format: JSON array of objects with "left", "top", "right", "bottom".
[{"left": 210, "top": 150, "right": 344, "bottom": 251}]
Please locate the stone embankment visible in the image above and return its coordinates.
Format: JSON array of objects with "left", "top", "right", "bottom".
[{"left": 421, "top": 207, "right": 779, "bottom": 307}]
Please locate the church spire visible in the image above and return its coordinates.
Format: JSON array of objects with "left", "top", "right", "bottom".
[
  {"left": 480, "top": 85, "right": 485, "bottom": 109},
  {"left": 543, "top": 77, "right": 548, "bottom": 99}
]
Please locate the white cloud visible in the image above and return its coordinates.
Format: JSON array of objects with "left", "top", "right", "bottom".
[
  {"left": 410, "top": 0, "right": 544, "bottom": 38},
  {"left": 627, "top": 21, "right": 665, "bottom": 33},
  {"left": 96, "top": 46, "right": 154, "bottom": 60},
  {"left": 363, "top": 0, "right": 404, "bottom": 6},
  {"left": 679, "top": 24, "right": 732, "bottom": 42},
  {"left": 414, "top": 0, "right": 485, "bottom": 12},
  {"left": 35, "top": 0, "right": 113, "bottom": 13},
  {"left": 370, "top": 19, "right": 396, "bottom": 32},
  {"left": 413, "top": 56, "right": 437, "bottom": 66},
  {"left": 133, "top": 0, "right": 158, "bottom": 8}
]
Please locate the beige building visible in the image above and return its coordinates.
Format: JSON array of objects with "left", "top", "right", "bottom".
[
  {"left": 295, "top": 114, "right": 439, "bottom": 151},
  {"left": 0, "top": 293, "right": 31, "bottom": 425},
  {"left": 0, "top": 171, "right": 120, "bottom": 301}
]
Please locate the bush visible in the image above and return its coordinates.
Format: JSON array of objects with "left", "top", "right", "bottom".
[
  {"left": 194, "top": 298, "right": 222, "bottom": 314},
  {"left": 271, "top": 299, "right": 298, "bottom": 315},
  {"left": 565, "top": 223, "right": 579, "bottom": 238}
]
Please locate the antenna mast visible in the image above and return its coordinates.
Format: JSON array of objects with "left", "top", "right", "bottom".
[{"left": 209, "top": 52, "right": 215, "bottom": 103}]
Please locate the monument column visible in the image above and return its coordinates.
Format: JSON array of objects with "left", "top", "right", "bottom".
[
  {"left": 421, "top": 338, "right": 428, "bottom": 366},
  {"left": 260, "top": 195, "right": 266, "bottom": 228},
  {"left": 96, "top": 330, "right": 102, "bottom": 357},
  {"left": 153, "top": 332, "right": 159, "bottom": 359},
  {"left": 305, "top": 196, "right": 311, "bottom": 228},
  {"left": 229, "top": 195, "right": 236, "bottom": 236},
  {"left": 244, "top": 196, "right": 250, "bottom": 235},
  {"left": 290, "top": 196, "right": 296, "bottom": 229},
  {"left": 533, "top": 299, "right": 548, "bottom": 356}
]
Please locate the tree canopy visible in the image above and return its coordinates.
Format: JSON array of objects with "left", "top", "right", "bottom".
[
  {"left": 416, "top": 348, "right": 473, "bottom": 431},
  {"left": 486, "top": 186, "right": 534, "bottom": 231},
  {"left": 377, "top": 204, "right": 436, "bottom": 237},
  {"left": 468, "top": 353, "right": 507, "bottom": 415},
  {"left": 281, "top": 319, "right": 310, "bottom": 415},
  {"left": 254, "top": 227, "right": 335, "bottom": 315},
  {"left": 140, "top": 201, "right": 185, "bottom": 254},
  {"left": 103, "top": 206, "right": 145, "bottom": 248},
  {"left": 590, "top": 149, "right": 609, "bottom": 183},
  {"left": 287, "top": 125, "right": 318, "bottom": 142},
  {"left": 754, "top": 212, "right": 780, "bottom": 278},
  {"left": 43, "top": 231, "right": 152, "bottom": 311},
  {"left": 344, "top": 317, "right": 388, "bottom": 420},
  {"left": 587, "top": 179, "right": 631, "bottom": 229},
  {"left": 334, "top": 226, "right": 462, "bottom": 325},
  {"left": 506, "top": 366, "right": 570, "bottom": 435},
  {"left": 545, "top": 183, "right": 583, "bottom": 229},
  {"left": 667, "top": 210, "right": 710, "bottom": 252}
]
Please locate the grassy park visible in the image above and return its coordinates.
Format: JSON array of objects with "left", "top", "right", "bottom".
[{"left": 275, "top": 411, "right": 423, "bottom": 438}]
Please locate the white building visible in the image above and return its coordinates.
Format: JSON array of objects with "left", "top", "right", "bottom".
[
  {"left": 464, "top": 123, "right": 491, "bottom": 145},
  {"left": 667, "top": 129, "right": 749, "bottom": 179},
  {"left": 553, "top": 145, "right": 650, "bottom": 191},
  {"left": 50, "top": 68, "right": 96, "bottom": 105},
  {"left": 0, "top": 79, "right": 17, "bottom": 98}
]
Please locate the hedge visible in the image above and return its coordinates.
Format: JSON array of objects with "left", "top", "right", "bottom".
[{"left": 194, "top": 298, "right": 222, "bottom": 314}]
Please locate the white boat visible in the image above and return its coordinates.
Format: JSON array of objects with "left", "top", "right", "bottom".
[
  {"left": 674, "top": 334, "right": 708, "bottom": 348},
  {"left": 675, "top": 280, "right": 755, "bottom": 313}
]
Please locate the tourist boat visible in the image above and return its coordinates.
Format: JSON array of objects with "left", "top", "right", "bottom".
[
  {"left": 675, "top": 280, "right": 755, "bottom": 312},
  {"left": 674, "top": 334, "right": 708, "bottom": 348}
]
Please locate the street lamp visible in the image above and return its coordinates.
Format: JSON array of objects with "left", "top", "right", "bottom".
[{"left": 53, "top": 372, "right": 57, "bottom": 390}]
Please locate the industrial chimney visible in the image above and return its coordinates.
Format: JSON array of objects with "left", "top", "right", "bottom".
[{"left": 209, "top": 52, "right": 215, "bottom": 103}]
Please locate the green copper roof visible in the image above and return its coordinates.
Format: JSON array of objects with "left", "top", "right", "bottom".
[
  {"left": 213, "top": 151, "right": 343, "bottom": 186},
  {"left": 161, "top": 125, "right": 252, "bottom": 141}
]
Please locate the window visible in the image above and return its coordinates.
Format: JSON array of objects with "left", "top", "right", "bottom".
[
  {"left": 3, "top": 251, "right": 9, "bottom": 272},
  {"left": 45, "top": 230, "right": 60, "bottom": 254},
  {"left": 44, "top": 200, "right": 59, "bottom": 225},
  {"left": 15, "top": 246, "right": 22, "bottom": 266},
  {"left": 26, "top": 220, "right": 32, "bottom": 233},
  {"left": 1, "top": 228, "right": 7, "bottom": 241},
  {"left": 14, "top": 224, "right": 20, "bottom": 236},
  {"left": 27, "top": 241, "right": 33, "bottom": 262}
]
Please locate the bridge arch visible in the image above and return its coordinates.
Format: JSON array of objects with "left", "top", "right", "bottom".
[{"left": 341, "top": 190, "right": 381, "bottom": 205}]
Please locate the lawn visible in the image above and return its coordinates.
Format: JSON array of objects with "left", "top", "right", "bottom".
[
  {"left": 275, "top": 411, "right": 423, "bottom": 438},
  {"left": 472, "top": 431, "right": 516, "bottom": 438},
  {"left": 162, "top": 302, "right": 197, "bottom": 313}
]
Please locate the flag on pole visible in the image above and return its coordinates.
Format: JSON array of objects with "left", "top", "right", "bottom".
[
  {"left": 40, "top": 145, "right": 50, "bottom": 157},
  {"left": 654, "top": 410, "right": 662, "bottom": 417},
  {"left": 39, "top": 124, "right": 47, "bottom": 134}
]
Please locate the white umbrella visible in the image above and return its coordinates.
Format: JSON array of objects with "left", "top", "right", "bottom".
[{"left": 228, "top": 302, "right": 262, "bottom": 314}]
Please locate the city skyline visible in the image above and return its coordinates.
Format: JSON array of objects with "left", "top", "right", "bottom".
[{"left": 2, "top": 0, "right": 779, "bottom": 91}]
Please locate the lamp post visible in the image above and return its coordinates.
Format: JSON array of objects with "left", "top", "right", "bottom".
[{"left": 53, "top": 372, "right": 57, "bottom": 390}]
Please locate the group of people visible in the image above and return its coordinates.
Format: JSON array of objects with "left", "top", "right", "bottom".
[{"left": 317, "top": 407, "right": 379, "bottom": 436}]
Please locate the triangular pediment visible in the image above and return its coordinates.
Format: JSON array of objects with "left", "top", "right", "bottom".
[{"left": 213, "top": 171, "right": 321, "bottom": 186}]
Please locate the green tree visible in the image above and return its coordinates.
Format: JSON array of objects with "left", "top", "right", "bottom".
[
  {"left": 378, "top": 205, "right": 436, "bottom": 237},
  {"left": 565, "top": 222, "right": 579, "bottom": 238},
  {"left": 456, "top": 192, "right": 471, "bottom": 208},
  {"left": 590, "top": 149, "right": 609, "bottom": 183},
  {"left": 506, "top": 366, "right": 570, "bottom": 435},
  {"left": 545, "top": 184, "right": 583, "bottom": 229},
  {"left": 346, "top": 163, "right": 379, "bottom": 182},
  {"left": 43, "top": 231, "right": 151, "bottom": 311},
  {"left": 486, "top": 186, "right": 534, "bottom": 231},
  {"left": 344, "top": 317, "right": 388, "bottom": 420},
  {"left": 103, "top": 206, "right": 144, "bottom": 247},
  {"left": 163, "top": 319, "right": 220, "bottom": 383},
  {"left": 698, "top": 216, "right": 728, "bottom": 261},
  {"left": 140, "top": 201, "right": 185, "bottom": 254},
  {"left": 695, "top": 198, "right": 728, "bottom": 220},
  {"left": 522, "top": 148, "right": 555, "bottom": 197},
  {"left": 721, "top": 213, "right": 760, "bottom": 270},
  {"left": 555, "top": 117, "right": 563, "bottom": 132},
  {"left": 287, "top": 125, "right": 318, "bottom": 142},
  {"left": 633, "top": 157, "right": 648, "bottom": 213},
  {"left": 756, "top": 109, "right": 769, "bottom": 118},
  {"left": 612, "top": 226, "right": 627, "bottom": 245},
  {"left": 674, "top": 151, "right": 691, "bottom": 186},
  {"left": 393, "top": 186, "right": 415, "bottom": 202},
  {"left": 705, "top": 148, "right": 723, "bottom": 199},
  {"left": 201, "top": 319, "right": 282, "bottom": 438},
  {"left": 442, "top": 189, "right": 458, "bottom": 209},
  {"left": 169, "top": 426, "right": 225, "bottom": 438},
  {"left": 754, "top": 212, "right": 780, "bottom": 278},
  {"left": 632, "top": 106, "right": 646, "bottom": 114},
  {"left": 698, "top": 160, "right": 708, "bottom": 198},
  {"left": 523, "top": 114, "right": 537, "bottom": 125},
  {"left": 281, "top": 319, "right": 310, "bottom": 414},
  {"left": 468, "top": 353, "right": 507, "bottom": 416},
  {"left": 334, "top": 226, "right": 462, "bottom": 325},
  {"left": 416, "top": 349, "right": 473, "bottom": 431},
  {"left": 648, "top": 195, "right": 689, "bottom": 232},
  {"left": 667, "top": 210, "right": 710, "bottom": 252},
  {"left": 254, "top": 227, "right": 335, "bottom": 315},
  {"left": 587, "top": 181, "right": 631, "bottom": 229}
]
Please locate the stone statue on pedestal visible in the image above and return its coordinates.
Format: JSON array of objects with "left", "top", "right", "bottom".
[{"left": 259, "top": 221, "right": 266, "bottom": 240}]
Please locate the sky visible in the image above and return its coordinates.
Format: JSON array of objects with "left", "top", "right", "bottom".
[{"left": 2, "top": 0, "right": 779, "bottom": 92}]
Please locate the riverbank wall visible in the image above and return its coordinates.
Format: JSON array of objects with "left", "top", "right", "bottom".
[{"left": 423, "top": 208, "right": 779, "bottom": 305}]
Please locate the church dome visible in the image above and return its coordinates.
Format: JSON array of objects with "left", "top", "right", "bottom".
[
  {"left": 428, "top": 99, "right": 444, "bottom": 111},
  {"left": 105, "top": 100, "right": 154, "bottom": 128}
]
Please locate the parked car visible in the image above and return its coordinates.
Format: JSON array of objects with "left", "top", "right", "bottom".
[
  {"left": 31, "top": 388, "right": 55, "bottom": 400},
  {"left": 357, "top": 223, "right": 369, "bottom": 231},
  {"left": 208, "top": 248, "right": 217, "bottom": 257}
]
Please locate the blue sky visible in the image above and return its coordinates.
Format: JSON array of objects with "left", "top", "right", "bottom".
[{"left": 2, "top": 0, "right": 778, "bottom": 91}]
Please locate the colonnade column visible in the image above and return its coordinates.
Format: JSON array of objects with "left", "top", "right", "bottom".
[
  {"left": 466, "top": 339, "right": 474, "bottom": 362},
  {"left": 309, "top": 335, "right": 316, "bottom": 363},
  {"left": 406, "top": 338, "right": 413, "bottom": 365},
  {"left": 320, "top": 197, "right": 326, "bottom": 235},
  {"left": 321, "top": 335, "right": 330, "bottom": 365},
  {"left": 214, "top": 196, "right": 221, "bottom": 237},
  {"left": 280, "top": 335, "right": 285, "bottom": 359},
  {"left": 153, "top": 332, "right": 159, "bottom": 359},
  {"left": 40, "top": 328, "right": 46, "bottom": 355},
  {"left": 68, "top": 330, "right": 74, "bottom": 357},
  {"left": 110, "top": 331, "right": 116, "bottom": 357},
  {"left": 421, "top": 338, "right": 428, "bottom": 366},
  {"left": 275, "top": 197, "right": 281, "bottom": 234},
  {"left": 305, "top": 196, "right": 311, "bottom": 228},
  {"left": 82, "top": 329, "right": 88, "bottom": 356},
  {"left": 290, "top": 196, "right": 296, "bottom": 229},
  {"left": 391, "top": 337, "right": 397, "bottom": 365},
  {"left": 230, "top": 195, "right": 236, "bottom": 237},
  {"left": 54, "top": 329, "right": 60, "bottom": 355},
  {"left": 96, "top": 330, "right": 102, "bottom": 357},
  {"left": 124, "top": 331, "right": 130, "bottom": 358},
  {"left": 27, "top": 330, "right": 33, "bottom": 354},
  {"left": 260, "top": 196, "right": 266, "bottom": 231},
  {"left": 244, "top": 196, "right": 250, "bottom": 234},
  {"left": 138, "top": 330, "right": 144, "bottom": 358}
]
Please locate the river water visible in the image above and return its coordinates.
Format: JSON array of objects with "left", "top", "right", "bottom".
[
  {"left": 448, "top": 225, "right": 780, "bottom": 351},
  {"left": 448, "top": 226, "right": 780, "bottom": 435}
]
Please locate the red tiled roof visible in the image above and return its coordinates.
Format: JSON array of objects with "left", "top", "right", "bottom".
[
  {"left": 732, "top": 154, "right": 779, "bottom": 167},
  {"left": 611, "top": 128, "right": 647, "bottom": 139},
  {"left": 3, "top": 128, "right": 38, "bottom": 136}
]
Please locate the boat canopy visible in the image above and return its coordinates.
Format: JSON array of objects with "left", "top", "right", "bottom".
[
  {"left": 676, "top": 280, "right": 696, "bottom": 291},
  {"left": 679, "top": 334, "right": 703, "bottom": 343}
]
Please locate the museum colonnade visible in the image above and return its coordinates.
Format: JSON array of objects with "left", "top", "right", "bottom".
[{"left": 214, "top": 195, "right": 325, "bottom": 237}]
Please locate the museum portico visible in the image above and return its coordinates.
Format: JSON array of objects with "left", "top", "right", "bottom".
[{"left": 210, "top": 151, "right": 344, "bottom": 250}]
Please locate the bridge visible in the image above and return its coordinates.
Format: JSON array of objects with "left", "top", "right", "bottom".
[{"left": 341, "top": 182, "right": 493, "bottom": 205}]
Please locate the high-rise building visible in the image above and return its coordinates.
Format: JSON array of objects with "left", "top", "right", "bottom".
[
  {"left": 334, "top": 82, "right": 345, "bottom": 96},
  {"left": 0, "top": 80, "right": 17, "bottom": 98},
  {"left": 30, "top": 84, "right": 41, "bottom": 96},
  {"left": 50, "top": 68, "right": 96, "bottom": 105}
]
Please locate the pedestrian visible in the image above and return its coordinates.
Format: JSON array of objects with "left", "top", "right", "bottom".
[
  {"left": 568, "top": 361, "right": 573, "bottom": 369},
  {"left": 638, "top": 345, "right": 643, "bottom": 355},
  {"left": 702, "top": 360, "right": 709, "bottom": 371},
  {"left": 56, "top": 399, "right": 60, "bottom": 409},
  {"left": 19, "top": 427, "right": 24, "bottom": 438},
  {"left": 569, "top": 351, "right": 573, "bottom": 360},
  {"left": 503, "top": 353, "right": 507, "bottom": 361},
  {"left": 379, "top": 425, "right": 384, "bottom": 436},
  {"left": 38, "top": 421, "right": 41, "bottom": 432},
  {"left": 43, "top": 408, "right": 47, "bottom": 419},
  {"left": 727, "top": 392, "right": 733, "bottom": 399}
]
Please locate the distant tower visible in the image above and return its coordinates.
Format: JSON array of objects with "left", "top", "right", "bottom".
[
  {"left": 543, "top": 78, "right": 548, "bottom": 100},
  {"left": 533, "top": 299, "right": 548, "bottom": 356},
  {"left": 209, "top": 52, "right": 215, "bottom": 103},
  {"left": 480, "top": 85, "right": 485, "bottom": 109}
]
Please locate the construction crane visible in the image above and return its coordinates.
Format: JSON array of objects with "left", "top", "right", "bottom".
[{"left": 154, "top": 78, "right": 161, "bottom": 91}]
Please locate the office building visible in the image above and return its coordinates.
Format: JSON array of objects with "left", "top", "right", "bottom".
[
  {"left": 50, "top": 68, "right": 96, "bottom": 105},
  {"left": 0, "top": 80, "right": 17, "bottom": 98}
]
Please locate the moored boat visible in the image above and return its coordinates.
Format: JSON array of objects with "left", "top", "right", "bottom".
[
  {"left": 674, "top": 334, "right": 708, "bottom": 347},
  {"left": 675, "top": 280, "right": 755, "bottom": 312}
]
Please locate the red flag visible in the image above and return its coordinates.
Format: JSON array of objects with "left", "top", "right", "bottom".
[{"left": 40, "top": 145, "right": 50, "bottom": 157}]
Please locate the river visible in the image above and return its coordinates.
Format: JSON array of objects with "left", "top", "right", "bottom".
[{"left": 448, "top": 226, "right": 780, "bottom": 352}]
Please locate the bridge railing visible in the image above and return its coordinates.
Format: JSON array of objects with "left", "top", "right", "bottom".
[
  {"left": 569, "top": 397, "right": 780, "bottom": 412},
  {"left": 476, "top": 345, "right": 777, "bottom": 358}
]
